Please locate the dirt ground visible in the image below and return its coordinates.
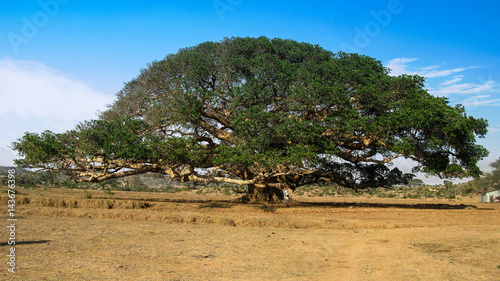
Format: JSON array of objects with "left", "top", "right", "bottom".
[{"left": 1, "top": 188, "right": 499, "bottom": 280}]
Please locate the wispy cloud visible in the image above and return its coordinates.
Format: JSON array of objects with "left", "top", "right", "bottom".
[
  {"left": 459, "top": 94, "right": 500, "bottom": 107},
  {"left": 385, "top": 58, "right": 418, "bottom": 77},
  {"left": 0, "top": 57, "right": 114, "bottom": 123},
  {"left": 430, "top": 80, "right": 496, "bottom": 96},
  {"left": 386, "top": 58, "right": 498, "bottom": 106},
  {"left": 440, "top": 75, "right": 464, "bottom": 86},
  {"left": 424, "top": 67, "right": 467, "bottom": 79},
  {"left": 386, "top": 57, "right": 470, "bottom": 78},
  {"left": 488, "top": 125, "right": 500, "bottom": 133}
]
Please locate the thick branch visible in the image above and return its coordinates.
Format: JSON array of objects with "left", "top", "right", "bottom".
[{"left": 199, "top": 119, "right": 233, "bottom": 142}]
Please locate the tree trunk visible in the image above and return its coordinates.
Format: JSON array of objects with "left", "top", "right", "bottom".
[{"left": 240, "top": 184, "right": 285, "bottom": 203}]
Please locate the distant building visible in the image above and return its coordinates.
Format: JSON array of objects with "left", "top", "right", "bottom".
[{"left": 481, "top": 190, "right": 500, "bottom": 203}]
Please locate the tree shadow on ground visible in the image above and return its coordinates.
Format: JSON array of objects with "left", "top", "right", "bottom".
[
  {"left": 292, "top": 200, "right": 483, "bottom": 210},
  {"left": 78, "top": 195, "right": 492, "bottom": 210},
  {"left": 0, "top": 240, "right": 51, "bottom": 246}
]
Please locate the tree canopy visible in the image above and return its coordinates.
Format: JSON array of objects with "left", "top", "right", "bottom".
[{"left": 12, "top": 37, "right": 489, "bottom": 202}]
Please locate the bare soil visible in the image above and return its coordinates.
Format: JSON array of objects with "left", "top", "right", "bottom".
[{"left": 1, "top": 188, "right": 499, "bottom": 280}]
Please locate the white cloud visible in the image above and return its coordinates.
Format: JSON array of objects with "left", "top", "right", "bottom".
[
  {"left": 429, "top": 80, "right": 496, "bottom": 96},
  {"left": 0, "top": 57, "right": 114, "bottom": 123},
  {"left": 440, "top": 75, "right": 464, "bottom": 86},
  {"left": 0, "top": 57, "right": 116, "bottom": 166},
  {"left": 419, "top": 65, "right": 441, "bottom": 71},
  {"left": 459, "top": 94, "right": 500, "bottom": 106},
  {"left": 386, "top": 57, "right": 468, "bottom": 78},
  {"left": 488, "top": 125, "right": 500, "bottom": 133},
  {"left": 386, "top": 57, "right": 498, "bottom": 100},
  {"left": 0, "top": 147, "right": 15, "bottom": 166},
  {"left": 385, "top": 57, "right": 418, "bottom": 76},
  {"left": 423, "top": 67, "right": 466, "bottom": 78}
]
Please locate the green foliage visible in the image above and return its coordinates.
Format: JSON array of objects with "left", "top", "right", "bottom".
[
  {"left": 444, "top": 180, "right": 454, "bottom": 190},
  {"left": 11, "top": 130, "right": 71, "bottom": 168},
  {"left": 11, "top": 37, "right": 489, "bottom": 193},
  {"left": 407, "top": 179, "right": 424, "bottom": 188},
  {"left": 147, "top": 136, "right": 211, "bottom": 166},
  {"left": 461, "top": 184, "right": 475, "bottom": 195},
  {"left": 470, "top": 157, "right": 500, "bottom": 192},
  {"left": 77, "top": 116, "right": 153, "bottom": 161},
  {"left": 0, "top": 167, "right": 75, "bottom": 188}
]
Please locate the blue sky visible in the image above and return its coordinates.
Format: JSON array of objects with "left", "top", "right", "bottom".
[{"left": 1, "top": 0, "right": 499, "bottom": 184}]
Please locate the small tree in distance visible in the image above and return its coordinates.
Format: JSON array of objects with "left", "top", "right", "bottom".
[
  {"left": 471, "top": 158, "right": 500, "bottom": 193},
  {"left": 407, "top": 179, "right": 424, "bottom": 188},
  {"left": 12, "top": 37, "right": 489, "bottom": 202}
]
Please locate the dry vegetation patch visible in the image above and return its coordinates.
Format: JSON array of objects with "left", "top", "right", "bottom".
[{"left": 1, "top": 188, "right": 499, "bottom": 280}]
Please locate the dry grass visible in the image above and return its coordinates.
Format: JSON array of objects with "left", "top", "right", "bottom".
[{"left": 1, "top": 188, "right": 499, "bottom": 280}]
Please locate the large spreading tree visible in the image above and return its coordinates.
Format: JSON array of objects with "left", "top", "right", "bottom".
[{"left": 13, "top": 37, "right": 489, "bottom": 202}]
